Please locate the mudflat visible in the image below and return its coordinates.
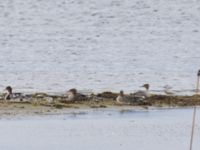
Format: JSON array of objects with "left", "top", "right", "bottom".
[{"left": 0, "top": 92, "right": 199, "bottom": 117}]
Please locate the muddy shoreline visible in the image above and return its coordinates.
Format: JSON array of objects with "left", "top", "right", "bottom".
[{"left": 0, "top": 91, "right": 199, "bottom": 117}]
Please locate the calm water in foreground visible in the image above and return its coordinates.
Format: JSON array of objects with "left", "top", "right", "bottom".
[{"left": 0, "top": 108, "right": 200, "bottom": 150}]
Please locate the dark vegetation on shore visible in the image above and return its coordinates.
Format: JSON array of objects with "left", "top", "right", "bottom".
[{"left": 0, "top": 91, "right": 200, "bottom": 109}]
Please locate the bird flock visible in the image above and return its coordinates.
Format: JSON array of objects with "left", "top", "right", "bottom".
[{"left": 2, "top": 84, "right": 153, "bottom": 104}]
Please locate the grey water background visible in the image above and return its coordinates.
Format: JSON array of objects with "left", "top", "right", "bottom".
[
  {"left": 0, "top": 108, "right": 200, "bottom": 150},
  {"left": 0, "top": 0, "right": 200, "bottom": 94}
]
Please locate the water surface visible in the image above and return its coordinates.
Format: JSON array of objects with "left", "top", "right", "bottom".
[
  {"left": 0, "top": 0, "right": 199, "bottom": 94},
  {"left": 0, "top": 108, "right": 200, "bottom": 150}
]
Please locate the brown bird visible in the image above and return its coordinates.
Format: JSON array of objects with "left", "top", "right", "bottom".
[{"left": 66, "top": 88, "right": 87, "bottom": 102}]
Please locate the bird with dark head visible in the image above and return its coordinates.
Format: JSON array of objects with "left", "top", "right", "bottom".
[
  {"left": 141, "top": 84, "right": 150, "bottom": 91},
  {"left": 4, "top": 86, "right": 13, "bottom": 100},
  {"left": 133, "top": 84, "right": 150, "bottom": 100},
  {"left": 119, "top": 90, "right": 124, "bottom": 96},
  {"left": 69, "top": 88, "right": 77, "bottom": 95},
  {"left": 116, "top": 90, "right": 133, "bottom": 104},
  {"left": 66, "top": 88, "right": 86, "bottom": 102},
  {"left": 116, "top": 90, "right": 124, "bottom": 104}
]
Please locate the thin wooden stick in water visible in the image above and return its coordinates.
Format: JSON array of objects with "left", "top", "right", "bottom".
[
  {"left": 189, "top": 106, "right": 196, "bottom": 150},
  {"left": 196, "top": 70, "right": 200, "bottom": 94},
  {"left": 196, "top": 76, "right": 200, "bottom": 94}
]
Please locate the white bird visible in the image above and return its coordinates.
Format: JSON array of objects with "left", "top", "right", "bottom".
[
  {"left": 163, "top": 85, "right": 174, "bottom": 96},
  {"left": 116, "top": 90, "right": 133, "bottom": 104},
  {"left": 133, "top": 84, "right": 150, "bottom": 100}
]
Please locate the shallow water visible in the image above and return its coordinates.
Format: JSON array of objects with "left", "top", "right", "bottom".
[
  {"left": 0, "top": 0, "right": 200, "bottom": 94},
  {"left": 0, "top": 108, "right": 200, "bottom": 150}
]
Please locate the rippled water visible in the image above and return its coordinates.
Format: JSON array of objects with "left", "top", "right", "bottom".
[{"left": 0, "top": 0, "right": 200, "bottom": 94}]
